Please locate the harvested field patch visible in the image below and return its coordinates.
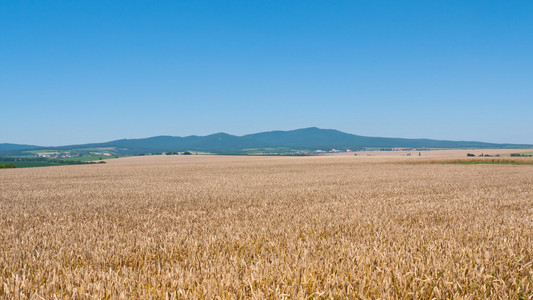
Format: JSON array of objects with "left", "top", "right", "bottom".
[{"left": 396, "top": 157, "right": 533, "bottom": 165}]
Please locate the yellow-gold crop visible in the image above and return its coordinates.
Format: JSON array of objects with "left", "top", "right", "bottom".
[{"left": 1, "top": 154, "right": 532, "bottom": 298}]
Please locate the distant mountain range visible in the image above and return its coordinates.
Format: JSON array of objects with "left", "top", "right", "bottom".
[
  {"left": 1, "top": 127, "right": 532, "bottom": 155},
  {"left": 0, "top": 143, "right": 43, "bottom": 152}
]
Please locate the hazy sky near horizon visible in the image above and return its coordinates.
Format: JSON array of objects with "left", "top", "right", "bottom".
[{"left": 2, "top": 1, "right": 533, "bottom": 146}]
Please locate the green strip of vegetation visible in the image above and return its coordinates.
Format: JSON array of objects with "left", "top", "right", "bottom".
[
  {"left": 445, "top": 161, "right": 533, "bottom": 165},
  {"left": 0, "top": 157, "right": 107, "bottom": 169},
  {"left": 0, "top": 163, "right": 16, "bottom": 169}
]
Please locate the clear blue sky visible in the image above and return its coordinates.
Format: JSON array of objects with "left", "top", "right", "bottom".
[{"left": 2, "top": 1, "right": 532, "bottom": 146}]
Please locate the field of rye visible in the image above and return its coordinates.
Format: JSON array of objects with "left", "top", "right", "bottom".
[{"left": 1, "top": 155, "right": 532, "bottom": 299}]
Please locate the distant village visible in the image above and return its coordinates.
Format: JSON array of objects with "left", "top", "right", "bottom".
[
  {"left": 32, "top": 147, "right": 433, "bottom": 158},
  {"left": 36, "top": 151, "right": 113, "bottom": 159}
]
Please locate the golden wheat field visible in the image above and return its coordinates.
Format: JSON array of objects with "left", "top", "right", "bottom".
[{"left": 1, "top": 154, "right": 532, "bottom": 299}]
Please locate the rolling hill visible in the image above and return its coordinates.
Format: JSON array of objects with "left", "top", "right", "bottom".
[
  {"left": 0, "top": 143, "right": 41, "bottom": 152},
  {"left": 1, "top": 127, "right": 532, "bottom": 155}
]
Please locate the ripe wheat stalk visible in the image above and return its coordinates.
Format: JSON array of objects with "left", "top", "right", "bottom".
[{"left": 1, "top": 155, "right": 532, "bottom": 298}]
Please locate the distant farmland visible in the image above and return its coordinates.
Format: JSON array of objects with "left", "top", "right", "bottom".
[{"left": 1, "top": 154, "right": 532, "bottom": 298}]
